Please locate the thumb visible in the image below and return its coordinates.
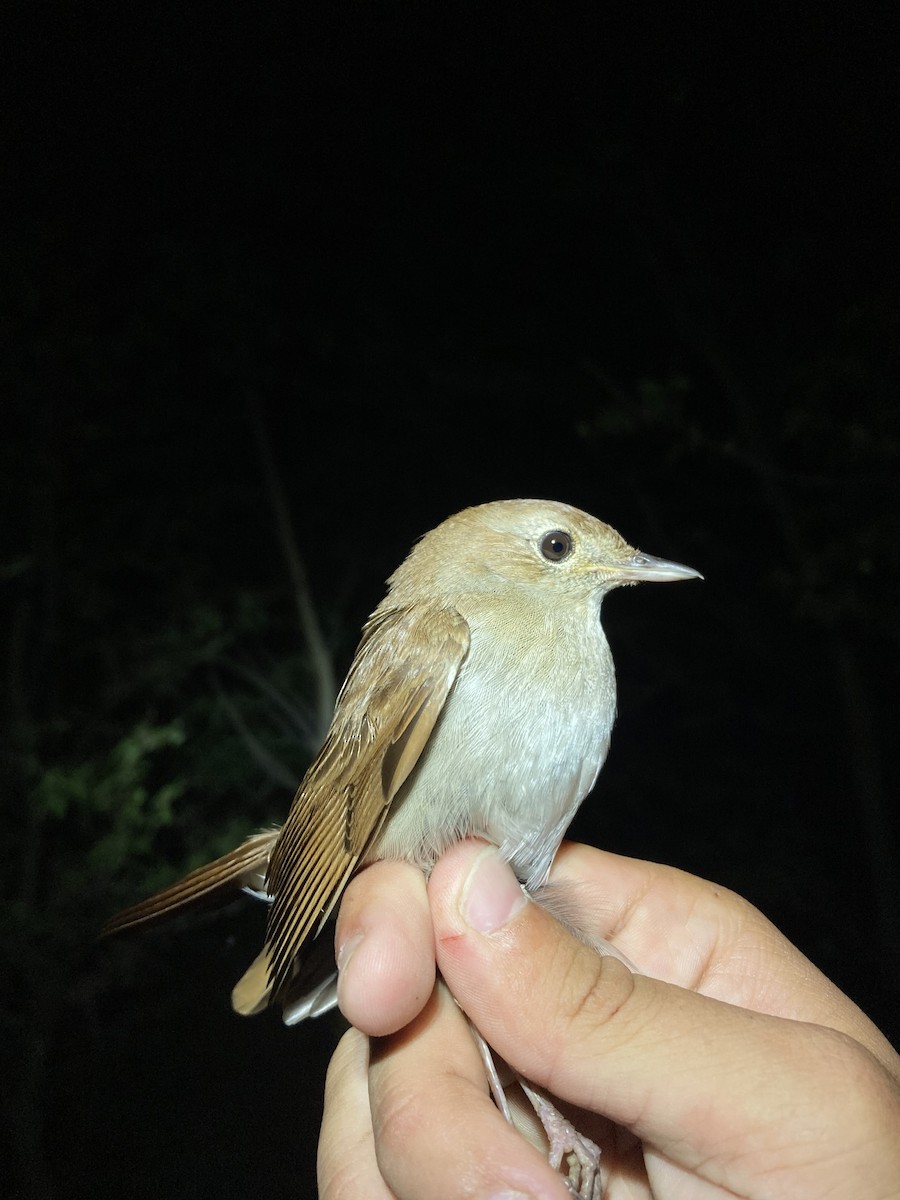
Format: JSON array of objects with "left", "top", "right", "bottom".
[{"left": 427, "top": 841, "right": 900, "bottom": 1199}]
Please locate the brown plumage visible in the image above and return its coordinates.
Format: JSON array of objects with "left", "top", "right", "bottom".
[
  {"left": 102, "top": 830, "right": 278, "bottom": 934},
  {"left": 104, "top": 499, "right": 701, "bottom": 1199},
  {"left": 105, "top": 499, "right": 700, "bottom": 1025}
]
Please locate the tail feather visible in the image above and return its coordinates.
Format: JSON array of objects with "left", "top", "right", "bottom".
[
  {"left": 102, "top": 829, "right": 280, "bottom": 936},
  {"left": 104, "top": 825, "right": 347, "bottom": 1026}
]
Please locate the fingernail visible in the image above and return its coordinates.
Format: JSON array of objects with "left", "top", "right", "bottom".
[
  {"left": 336, "top": 931, "right": 363, "bottom": 973},
  {"left": 461, "top": 848, "right": 528, "bottom": 933}
]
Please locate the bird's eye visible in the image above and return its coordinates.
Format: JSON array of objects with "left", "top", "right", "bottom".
[{"left": 540, "top": 530, "right": 573, "bottom": 561}]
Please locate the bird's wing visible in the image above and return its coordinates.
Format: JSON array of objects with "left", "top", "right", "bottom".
[
  {"left": 101, "top": 829, "right": 280, "bottom": 935},
  {"left": 262, "top": 602, "right": 470, "bottom": 997}
]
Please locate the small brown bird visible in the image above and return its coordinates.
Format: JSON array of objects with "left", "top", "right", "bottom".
[{"left": 106, "top": 499, "right": 701, "bottom": 1197}]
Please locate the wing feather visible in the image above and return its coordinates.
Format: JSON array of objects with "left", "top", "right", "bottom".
[{"left": 264, "top": 602, "right": 469, "bottom": 995}]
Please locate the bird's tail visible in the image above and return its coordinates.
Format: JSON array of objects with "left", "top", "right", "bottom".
[{"left": 101, "top": 828, "right": 280, "bottom": 936}]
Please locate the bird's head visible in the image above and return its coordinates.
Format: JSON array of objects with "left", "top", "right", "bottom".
[{"left": 386, "top": 499, "right": 701, "bottom": 604}]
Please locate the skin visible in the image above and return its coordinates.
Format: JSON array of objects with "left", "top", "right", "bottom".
[{"left": 318, "top": 840, "right": 900, "bottom": 1200}]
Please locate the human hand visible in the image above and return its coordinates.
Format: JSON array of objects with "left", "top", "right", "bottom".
[{"left": 318, "top": 841, "right": 900, "bottom": 1199}]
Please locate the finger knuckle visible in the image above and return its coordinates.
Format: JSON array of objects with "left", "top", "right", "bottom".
[{"left": 372, "top": 1076, "right": 427, "bottom": 1163}]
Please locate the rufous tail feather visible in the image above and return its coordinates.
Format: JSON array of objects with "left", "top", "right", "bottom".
[{"left": 101, "top": 829, "right": 279, "bottom": 936}]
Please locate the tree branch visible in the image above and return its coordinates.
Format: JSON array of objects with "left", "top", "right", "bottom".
[
  {"left": 209, "top": 670, "right": 298, "bottom": 791},
  {"left": 248, "top": 398, "right": 336, "bottom": 743}
]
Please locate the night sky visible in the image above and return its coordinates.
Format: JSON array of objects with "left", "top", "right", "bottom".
[{"left": 4, "top": 5, "right": 899, "bottom": 1198}]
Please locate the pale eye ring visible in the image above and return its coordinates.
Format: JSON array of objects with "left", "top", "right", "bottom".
[{"left": 540, "top": 530, "right": 573, "bottom": 561}]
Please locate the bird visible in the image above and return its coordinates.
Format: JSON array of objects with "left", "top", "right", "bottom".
[{"left": 105, "top": 499, "right": 701, "bottom": 1198}]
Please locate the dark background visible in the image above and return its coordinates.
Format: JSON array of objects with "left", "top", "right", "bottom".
[{"left": 3, "top": 4, "right": 898, "bottom": 1198}]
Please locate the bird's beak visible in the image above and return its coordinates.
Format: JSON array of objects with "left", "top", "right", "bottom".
[{"left": 615, "top": 552, "right": 703, "bottom": 583}]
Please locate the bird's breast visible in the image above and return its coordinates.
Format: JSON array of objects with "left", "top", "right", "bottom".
[{"left": 372, "top": 596, "right": 616, "bottom": 891}]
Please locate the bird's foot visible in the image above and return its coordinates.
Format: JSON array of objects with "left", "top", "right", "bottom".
[
  {"left": 467, "top": 1023, "right": 602, "bottom": 1198},
  {"left": 519, "top": 1082, "right": 602, "bottom": 1200}
]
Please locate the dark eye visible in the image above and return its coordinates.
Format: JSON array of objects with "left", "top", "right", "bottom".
[{"left": 540, "top": 530, "right": 573, "bottom": 561}]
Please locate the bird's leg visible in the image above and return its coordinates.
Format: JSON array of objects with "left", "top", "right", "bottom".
[
  {"left": 470, "top": 1022, "right": 513, "bottom": 1121},
  {"left": 468, "top": 1023, "right": 602, "bottom": 1200}
]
